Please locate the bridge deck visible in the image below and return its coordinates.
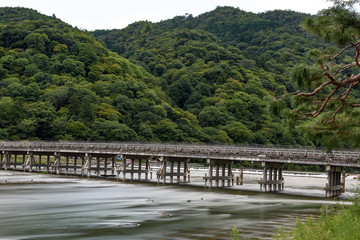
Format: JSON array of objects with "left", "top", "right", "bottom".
[{"left": 1, "top": 142, "right": 359, "bottom": 168}]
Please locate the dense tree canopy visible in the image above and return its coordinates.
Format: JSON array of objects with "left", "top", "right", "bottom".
[
  {"left": 0, "top": 6, "right": 350, "bottom": 148},
  {"left": 93, "top": 7, "right": 334, "bottom": 147},
  {"left": 0, "top": 7, "right": 207, "bottom": 143}
]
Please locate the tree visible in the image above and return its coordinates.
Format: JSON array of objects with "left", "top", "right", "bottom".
[
  {"left": 152, "top": 119, "right": 184, "bottom": 142},
  {"left": 25, "top": 101, "right": 56, "bottom": 139},
  {"left": 43, "top": 86, "right": 69, "bottom": 110},
  {"left": 285, "top": 0, "right": 360, "bottom": 149},
  {"left": 198, "top": 106, "right": 225, "bottom": 127},
  {"left": 17, "top": 119, "right": 37, "bottom": 139},
  {"left": 67, "top": 121, "right": 89, "bottom": 140},
  {"left": 224, "top": 121, "right": 254, "bottom": 144},
  {"left": 77, "top": 43, "right": 98, "bottom": 68},
  {"left": 92, "top": 120, "right": 138, "bottom": 141},
  {"left": 169, "top": 76, "right": 192, "bottom": 107},
  {"left": 24, "top": 32, "right": 50, "bottom": 52}
]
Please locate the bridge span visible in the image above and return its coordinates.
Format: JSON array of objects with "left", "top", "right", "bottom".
[{"left": 1, "top": 141, "right": 360, "bottom": 197}]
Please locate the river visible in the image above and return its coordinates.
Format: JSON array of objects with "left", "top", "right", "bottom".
[{"left": 0, "top": 168, "right": 357, "bottom": 240}]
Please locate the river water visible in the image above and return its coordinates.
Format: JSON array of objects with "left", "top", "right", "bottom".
[{"left": 0, "top": 169, "right": 357, "bottom": 240}]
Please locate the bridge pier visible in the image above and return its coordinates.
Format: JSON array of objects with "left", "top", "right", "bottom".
[
  {"left": 121, "top": 155, "right": 152, "bottom": 181},
  {"left": 51, "top": 153, "right": 92, "bottom": 176},
  {"left": 259, "top": 162, "right": 284, "bottom": 192},
  {"left": 28, "top": 153, "right": 34, "bottom": 172},
  {"left": 46, "top": 155, "right": 50, "bottom": 172},
  {"left": 2, "top": 152, "right": 9, "bottom": 170},
  {"left": 0, "top": 151, "right": 3, "bottom": 170},
  {"left": 73, "top": 156, "right": 77, "bottom": 174},
  {"left": 204, "top": 159, "right": 234, "bottom": 188},
  {"left": 0, "top": 152, "right": 55, "bottom": 173},
  {"left": 325, "top": 166, "right": 345, "bottom": 198},
  {"left": 86, "top": 154, "right": 117, "bottom": 178},
  {"left": 33, "top": 153, "right": 52, "bottom": 172},
  {"left": 80, "top": 155, "right": 85, "bottom": 176},
  {"left": 54, "top": 153, "right": 60, "bottom": 174},
  {"left": 1, "top": 152, "right": 13, "bottom": 170},
  {"left": 236, "top": 167, "right": 244, "bottom": 186},
  {"left": 157, "top": 157, "right": 190, "bottom": 184}
]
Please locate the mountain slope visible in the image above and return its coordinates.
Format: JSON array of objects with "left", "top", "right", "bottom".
[
  {"left": 0, "top": 7, "right": 317, "bottom": 146},
  {"left": 0, "top": 7, "right": 208, "bottom": 143},
  {"left": 93, "top": 7, "right": 320, "bottom": 146}
]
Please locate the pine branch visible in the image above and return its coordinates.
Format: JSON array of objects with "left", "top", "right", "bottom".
[{"left": 330, "top": 42, "right": 356, "bottom": 60}]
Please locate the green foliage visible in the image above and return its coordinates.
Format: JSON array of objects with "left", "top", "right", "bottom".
[
  {"left": 224, "top": 122, "right": 254, "bottom": 144},
  {"left": 169, "top": 76, "right": 192, "bottom": 107},
  {"left": 199, "top": 106, "right": 224, "bottom": 127},
  {"left": 153, "top": 119, "right": 184, "bottom": 142},
  {"left": 290, "top": 64, "right": 324, "bottom": 89},
  {"left": 231, "top": 226, "right": 241, "bottom": 240},
  {"left": 93, "top": 6, "right": 339, "bottom": 147},
  {"left": 0, "top": 6, "right": 348, "bottom": 149},
  {"left": 0, "top": 7, "right": 200, "bottom": 142},
  {"left": 92, "top": 120, "right": 138, "bottom": 141},
  {"left": 286, "top": 1, "right": 360, "bottom": 150},
  {"left": 304, "top": 4, "right": 360, "bottom": 46},
  {"left": 275, "top": 187, "right": 360, "bottom": 239}
]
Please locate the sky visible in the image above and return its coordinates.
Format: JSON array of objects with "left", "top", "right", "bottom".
[{"left": 0, "top": 0, "right": 333, "bottom": 31}]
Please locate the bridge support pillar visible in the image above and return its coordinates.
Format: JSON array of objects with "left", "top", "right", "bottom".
[
  {"left": 52, "top": 153, "right": 60, "bottom": 174},
  {"left": 13, "top": 154, "right": 17, "bottom": 170},
  {"left": 122, "top": 155, "right": 152, "bottom": 181},
  {"left": 157, "top": 157, "right": 190, "bottom": 184},
  {"left": 22, "top": 154, "right": 26, "bottom": 171},
  {"left": 236, "top": 167, "right": 244, "bottom": 186},
  {"left": 104, "top": 157, "right": 108, "bottom": 176},
  {"left": 111, "top": 157, "right": 115, "bottom": 176},
  {"left": 325, "top": 166, "right": 345, "bottom": 198},
  {"left": 259, "top": 162, "right": 284, "bottom": 192},
  {"left": 81, "top": 156, "right": 85, "bottom": 177},
  {"left": 73, "top": 156, "right": 77, "bottom": 174},
  {"left": 47, "top": 155, "right": 50, "bottom": 173},
  {"left": 28, "top": 153, "right": 34, "bottom": 173},
  {"left": 0, "top": 151, "right": 3, "bottom": 170},
  {"left": 2, "top": 151, "right": 9, "bottom": 170},
  {"left": 65, "top": 155, "right": 70, "bottom": 175},
  {"left": 204, "top": 159, "right": 234, "bottom": 188},
  {"left": 85, "top": 154, "right": 91, "bottom": 177}
]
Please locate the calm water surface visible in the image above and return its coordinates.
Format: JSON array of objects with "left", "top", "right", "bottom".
[{"left": 0, "top": 170, "right": 351, "bottom": 240}]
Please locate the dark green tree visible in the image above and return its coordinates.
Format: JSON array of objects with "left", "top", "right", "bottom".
[
  {"left": 198, "top": 106, "right": 225, "bottom": 127},
  {"left": 286, "top": 0, "right": 360, "bottom": 149},
  {"left": 169, "top": 76, "right": 192, "bottom": 107},
  {"left": 92, "top": 120, "right": 138, "bottom": 141}
]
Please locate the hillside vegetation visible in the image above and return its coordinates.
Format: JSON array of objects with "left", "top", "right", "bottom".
[
  {"left": 0, "top": 6, "right": 338, "bottom": 146},
  {"left": 0, "top": 7, "right": 199, "bottom": 142}
]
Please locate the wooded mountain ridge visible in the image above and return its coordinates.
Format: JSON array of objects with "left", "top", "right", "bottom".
[{"left": 0, "top": 6, "right": 343, "bottom": 148}]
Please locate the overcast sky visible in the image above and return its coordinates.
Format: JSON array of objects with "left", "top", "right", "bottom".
[{"left": 0, "top": 0, "right": 333, "bottom": 30}]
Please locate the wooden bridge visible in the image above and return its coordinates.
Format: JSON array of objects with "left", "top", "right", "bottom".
[{"left": 1, "top": 141, "right": 359, "bottom": 197}]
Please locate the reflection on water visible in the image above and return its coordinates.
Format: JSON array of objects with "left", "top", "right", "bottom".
[{"left": 0, "top": 170, "right": 342, "bottom": 240}]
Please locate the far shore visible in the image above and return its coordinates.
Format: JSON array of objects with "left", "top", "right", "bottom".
[{"left": 1, "top": 167, "right": 358, "bottom": 199}]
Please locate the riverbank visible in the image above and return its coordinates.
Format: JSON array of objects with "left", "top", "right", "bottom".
[{"left": 274, "top": 187, "right": 360, "bottom": 239}]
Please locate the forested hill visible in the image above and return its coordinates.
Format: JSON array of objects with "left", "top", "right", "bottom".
[
  {"left": 0, "top": 7, "right": 197, "bottom": 142},
  {"left": 0, "top": 6, "right": 325, "bottom": 146},
  {"left": 92, "top": 7, "right": 332, "bottom": 146},
  {"left": 93, "top": 7, "right": 332, "bottom": 80}
]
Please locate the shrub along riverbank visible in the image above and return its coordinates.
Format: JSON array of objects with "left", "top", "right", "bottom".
[
  {"left": 232, "top": 185, "right": 360, "bottom": 239},
  {"left": 274, "top": 187, "right": 360, "bottom": 240}
]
